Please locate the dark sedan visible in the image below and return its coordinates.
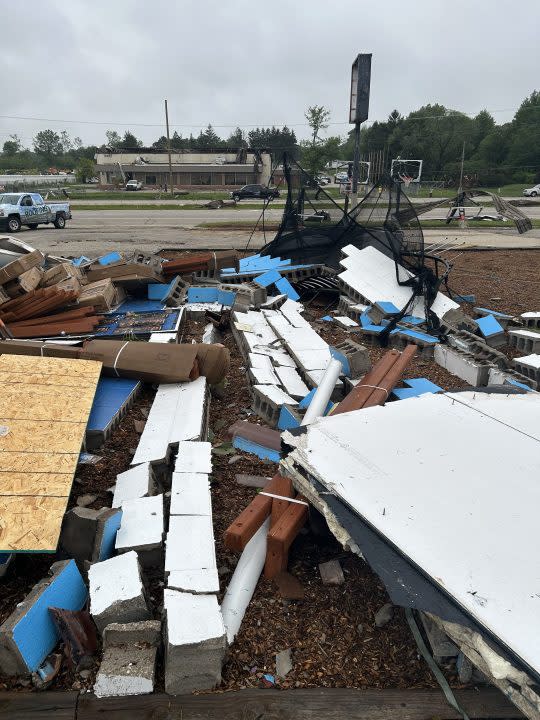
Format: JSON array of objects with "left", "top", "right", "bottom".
[{"left": 230, "top": 184, "right": 280, "bottom": 201}]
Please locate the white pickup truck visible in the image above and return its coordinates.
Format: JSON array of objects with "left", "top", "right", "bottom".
[{"left": 0, "top": 192, "right": 72, "bottom": 232}]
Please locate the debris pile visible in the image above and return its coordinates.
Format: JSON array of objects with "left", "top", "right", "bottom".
[{"left": 0, "top": 173, "right": 539, "bottom": 720}]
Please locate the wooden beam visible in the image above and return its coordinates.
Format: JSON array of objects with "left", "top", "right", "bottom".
[
  {"left": 270, "top": 473, "right": 293, "bottom": 526},
  {"left": 264, "top": 495, "right": 308, "bottom": 579},
  {"left": 74, "top": 688, "right": 523, "bottom": 719},
  {"left": 0, "top": 691, "right": 78, "bottom": 720}
]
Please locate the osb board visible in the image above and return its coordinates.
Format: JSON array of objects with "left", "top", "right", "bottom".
[
  {"left": 0, "top": 372, "right": 99, "bottom": 388},
  {"left": 0, "top": 496, "right": 69, "bottom": 552},
  {"left": 0, "top": 355, "right": 100, "bottom": 377},
  {"left": 0, "top": 472, "right": 72, "bottom": 496},
  {"left": 0, "top": 355, "right": 101, "bottom": 552},
  {"left": 2, "top": 387, "right": 97, "bottom": 422}
]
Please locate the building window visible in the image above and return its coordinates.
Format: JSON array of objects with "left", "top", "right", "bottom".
[
  {"left": 145, "top": 174, "right": 157, "bottom": 185},
  {"left": 191, "top": 172, "right": 212, "bottom": 185}
]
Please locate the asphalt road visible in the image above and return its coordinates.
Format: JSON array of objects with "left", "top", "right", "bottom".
[{"left": 8, "top": 209, "right": 540, "bottom": 258}]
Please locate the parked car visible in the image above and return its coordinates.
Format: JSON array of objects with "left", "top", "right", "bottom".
[
  {"left": 125, "top": 179, "right": 143, "bottom": 191},
  {"left": 316, "top": 175, "right": 331, "bottom": 185},
  {"left": 230, "top": 184, "right": 280, "bottom": 201},
  {"left": 0, "top": 193, "right": 71, "bottom": 232},
  {"left": 523, "top": 183, "right": 540, "bottom": 197},
  {"left": 334, "top": 172, "right": 349, "bottom": 184}
]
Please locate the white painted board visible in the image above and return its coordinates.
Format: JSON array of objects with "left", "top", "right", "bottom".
[
  {"left": 284, "top": 391, "right": 540, "bottom": 676},
  {"left": 174, "top": 441, "right": 212, "bottom": 474}
]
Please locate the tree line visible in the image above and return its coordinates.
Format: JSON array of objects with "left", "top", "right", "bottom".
[{"left": 1, "top": 90, "right": 539, "bottom": 186}]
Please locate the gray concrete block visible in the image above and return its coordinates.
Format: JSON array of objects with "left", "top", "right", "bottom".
[
  {"left": 94, "top": 641, "right": 158, "bottom": 697},
  {"left": 420, "top": 613, "right": 458, "bottom": 663},
  {"left": 163, "top": 590, "right": 226, "bottom": 695},
  {"left": 89, "top": 551, "right": 150, "bottom": 633},
  {"left": 332, "top": 339, "right": 371, "bottom": 378},
  {"left": 102, "top": 620, "right": 161, "bottom": 649}
]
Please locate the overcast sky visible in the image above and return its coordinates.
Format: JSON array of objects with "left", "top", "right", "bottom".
[{"left": 2, "top": 0, "right": 539, "bottom": 148}]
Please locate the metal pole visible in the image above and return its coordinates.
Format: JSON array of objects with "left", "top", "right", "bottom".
[
  {"left": 164, "top": 99, "right": 174, "bottom": 196},
  {"left": 458, "top": 140, "right": 465, "bottom": 194},
  {"left": 351, "top": 121, "right": 361, "bottom": 206}
]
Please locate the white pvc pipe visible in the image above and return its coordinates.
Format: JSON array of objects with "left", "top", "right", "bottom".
[
  {"left": 221, "top": 518, "right": 270, "bottom": 645},
  {"left": 301, "top": 358, "right": 342, "bottom": 426}
]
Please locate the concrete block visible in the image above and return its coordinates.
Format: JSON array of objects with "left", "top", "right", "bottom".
[
  {"left": 174, "top": 441, "right": 212, "bottom": 474},
  {"left": 89, "top": 551, "right": 150, "bottom": 633},
  {"left": 112, "top": 463, "right": 156, "bottom": 508},
  {"left": 509, "top": 328, "right": 540, "bottom": 354},
  {"left": 165, "top": 515, "right": 216, "bottom": 575},
  {"left": 0, "top": 560, "right": 87, "bottom": 674},
  {"left": 163, "top": 590, "right": 226, "bottom": 695},
  {"left": 521, "top": 311, "right": 540, "bottom": 330},
  {"left": 434, "top": 344, "right": 490, "bottom": 386},
  {"left": 475, "top": 314, "right": 506, "bottom": 348},
  {"left": 277, "top": 404, "right": 302, "bottom": 431},
  {"left": 513, "top": 354, "right": 540, "bottom": 389},
  {"left": 102, "top": 619, "right": 161, "bottom": 648},
  {"left": 274, "top": 365, "right": 309, "bottom": 399},
  {"left": 94, "top": 620, "right": 161, "bottom": 698},
  {"left": 115, "top": 495, "right": 164, "bottom": 566},
  {"left": 60, "top": 507, "right": 122, "bottom": 567},
  {"left": 132, "top": 377, "right": 208, "bottom": 466},
  {"left": 441, "top": 308, "right": 479, "bottom": 333},
  {"left": 331, "top": 340, "right": 371, "bottom": 378},
  {"left": 170, "top": 473, "right": 212, "bottom": 516},
  {"left": 251, "top": 384, "right": 297, "bottom": 426}
]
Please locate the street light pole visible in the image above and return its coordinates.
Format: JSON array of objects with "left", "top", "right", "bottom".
[
  {"left": 164, "top": 99, "right": 174, "bottom": 197},
  {"left": 349, "top": 53, "right": 371, "bottom": 209}
]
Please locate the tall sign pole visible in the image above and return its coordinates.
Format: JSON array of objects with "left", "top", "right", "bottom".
[
  {"left": 164, "top": 99, "right": 174, "bottom": 197},
  {"left": 349, "top": 53, "right": 372, "bottom": 207}
]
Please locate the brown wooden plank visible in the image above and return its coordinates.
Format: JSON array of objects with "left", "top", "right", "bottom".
[
  {"left": 0, "top": 691, "right": 77, "bottom": 720},
  {"left": 76, "top": 688, "right": 523, "bottom": 719}
]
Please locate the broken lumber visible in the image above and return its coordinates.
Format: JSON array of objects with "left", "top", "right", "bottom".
[{"left": 264, "top": 495, "right": 308, "bottom": 579}]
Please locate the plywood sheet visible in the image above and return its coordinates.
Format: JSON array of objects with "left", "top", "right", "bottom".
[
  {"left": 0, "top": 496, "right": 69, "bottom": 552},
  {"left": 0, "top": 473, "right": 72, "bottom": 496},
  {"left": 0, "top": 355, "right": 101, "bottom": 552}
]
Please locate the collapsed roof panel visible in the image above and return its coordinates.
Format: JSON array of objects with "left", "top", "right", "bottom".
[{"left": 282, "top": 391, "right": 540, "bottom": 681}]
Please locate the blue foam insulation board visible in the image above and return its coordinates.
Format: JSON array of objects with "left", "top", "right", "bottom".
[
  {"left": 148, "top": 278, "right": 176, "bottom": 301},
  {"left": 11, "top": 560, "right": 87, "bottom": 672},
  {"left": 393, "top": 378, "right": 443, "bottom": 400},
  {"left": 454, "top": 294, "right": 476, "bottom": 303},
  {"left": 330, "top": 347, "right": 351, "bottom": 377},
  {"left": 506, "top": 378, "right": 533, "bottom": 392},
  {"left": 401, "top": 315, "right": 425, "bottom": 326},
  {"left": 476, "top": 314, "right": 504, "bottom": 338},
  {"left": 275, "top": 277, "right": 300, "bottom": 301},
  {"left": 187, "top": 287, "right": 219, "bottom": 303},
  {"left": 321, "top": 315, "right": 333, "bottom": 322},
  {"left": 217, "top": 289, "right": 237, "bottom": 307},
  {"left": 232, "top": 435, "right": 281, "bottom": 463},
  {"left": 97, "top": 511, "right": 123, "bottom": 561},
  {"left": 97, "top": 251, "right": 122, "bottom": 266},
  {"left": 392, "top": 327, "right": 438, "bottom": 344},
  {"left": 72, "top": 256, "right": 91, "bottom": 267},
  {"left": 375, "top": 301, "right": 400, "bottom": 315},
  {"left": 277, "top": 405, "right": 301, "bottom": 431},
  {"left": 474, "top": 307, "right": 513, "bottom": 320},
  {"left": 298, "top": 388, "right": 333, "bottom": 414},
  {"left": 113, "top": 299, "right": 165, "bottom": 313},
  {"left": 87, "top": 378, "right": 140, "bottom": 435},
  {"left": 253, "top": 269, "right": 282, "bottom": 288}
]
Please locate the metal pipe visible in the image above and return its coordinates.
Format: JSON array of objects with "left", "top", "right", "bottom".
[{"left": 301, "top": 358, "right": 342, "bottom": 425}]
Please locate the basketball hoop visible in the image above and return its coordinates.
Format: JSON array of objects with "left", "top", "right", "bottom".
[{"left": 399, "top": 174, "right": 413, "bottom": 188}]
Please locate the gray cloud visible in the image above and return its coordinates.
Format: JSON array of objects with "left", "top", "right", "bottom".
[{"left": 1, "top": 0, "right": 538, "bottom": 147}]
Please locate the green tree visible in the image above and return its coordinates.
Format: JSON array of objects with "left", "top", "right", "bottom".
[
  {"left": 119, "top": 130, "right": 142, "bottom": 148},
  {"left": 2, "top": 135, "right": 21, "bottom": 155},
  {"left": 33, "top": 129, "right": 63, "bottom": 158},
  {"left": 75, "top": 158, "right": 96, "bottom": 183},
  {"left": 105, "top": 130, "right": 122, "bottom": 148},
  {"left": 195, "top": 124, "right": 223, "bottom": 149},
  {"left": 60, "top": 130, "right": 73, "bottom": 153},
  {"left": 305, "top": 105, "right": 330, "bottom": 145},
  {"left": 227, "top": 126, "right": 247, "bottom": 147}
]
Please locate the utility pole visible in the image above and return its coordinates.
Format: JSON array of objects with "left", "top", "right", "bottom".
[
  {"left": 458, "top": 140, "right": 466, "bottom": 194},
  {"left": 349, "top": 54, "right": 371, "bottom": 208},
  {"left": 164, "top": 99, "right": 174, "bottom": 197}
]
